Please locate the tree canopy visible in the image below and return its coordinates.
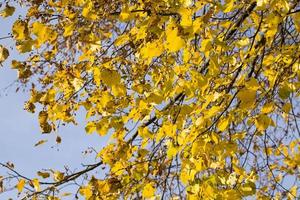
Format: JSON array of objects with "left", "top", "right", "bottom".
[{"left": 1, "top": 0, "right": 300, "bottom": 199}]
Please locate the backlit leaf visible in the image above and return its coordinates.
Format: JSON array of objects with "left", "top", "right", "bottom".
[{"left": 16, "top": 179, "right": 25, "bottom": 193}]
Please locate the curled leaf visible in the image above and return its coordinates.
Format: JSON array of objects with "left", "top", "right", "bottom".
[
  {"left": 0, "top": 45, "right": 9, "bottom": 63},
  {"left": 34, "top": 139, "right": 47, "bottom": 147}
]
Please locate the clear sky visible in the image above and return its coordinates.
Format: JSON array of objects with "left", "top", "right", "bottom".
[{"left": 0, "top": 9, "right": 108, "bottom": 199}]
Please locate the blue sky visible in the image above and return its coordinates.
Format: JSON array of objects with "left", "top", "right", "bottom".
[{"left": 0, "top": 11, "right": 108, "bottom": 199}]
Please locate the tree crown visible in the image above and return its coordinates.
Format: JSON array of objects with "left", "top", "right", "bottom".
[{"left": 1, "top": 0, "right": 300, "bottom": 199}]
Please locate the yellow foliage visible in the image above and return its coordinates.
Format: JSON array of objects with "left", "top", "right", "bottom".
[{"left": 2, "top": 0, "right": 300, "bottom": 199}]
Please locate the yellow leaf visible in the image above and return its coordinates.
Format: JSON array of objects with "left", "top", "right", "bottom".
[
  {"left": 32, "top": 178, "right": 40, "bottom": 192},
  {"left": 241, "top": 182, "right": 256, "bottom": 196},
  {"left": 112, "top": 84, "right": 126, "bottom": 97},
  {"left": 54, "top": 171, "right": 64, "bottom": 182},
  {"left": 133, "top": 25, "right": 147, "bottom": 40},
  {"left": 142, "top": 183, "right": 155, "bottom": 198},
  {"left": 288, "top": 186, "right": 297, "bottom": 199},
  {"left": 167, "top": 142, "right": 178, "bottom": 159},
  {"left": 63, "top": 22, "right": 75, "bottom": 37},
  {"left": 38, "top": 111, "right": 52, "bottom": 134},
  {"left": 11, "top": 60, "right": 23, "bottom": 69},
  {"left": 165, "top": 21, "right": 185, "bottom": 52},
  {"left": 0, "top": 45, "right": 9, "bottom": 63},
  {"left": 145, "top": 91, "right": 164, "bottom": 105},
  {"left": 183, "top": 48, "right": 191, "bottom": 63},
  {"left": 63, "top": 8, "right": 76, "bottom": 19},
  {"left": 140, "top": 40, "right": 164, "bottom": 60},
  {"left": 245, "top": 78, "right": 260, "bottom": 90},
  {"left": 12, "top": 20, "right": 28, "bottom": 40},
  {"left": 111, "top": 161, "right": 125, "bottom": 176},
  {"left": 279, "top": 83, "right": 292, "bottom": 99},
  {"left": 179, "top": 8, "right": 193, "bottom": 27},
  {"left": 34, "top": 140, "right": 48, "bottom": 147},
  {"left": 85, "top": 121, "right": 96, "bottom": 134},
  {"left": 16, "top": 40, "right": 34, "bottom": 53},
  {"left": 95, "top": 118, "right": 109, "bottom": 136},
  {"left": 255, "top": 114, "right": 275, "bottom": 131},
  {"left": 224, "top": 189, "right": 242, "bottom": 199},
  {"left": 120, "top": 6, "right": 132, "bottom": 21},
  {"left": 193, "top": 17, "right": 203, "bottom": 34},
  {"left": 115, "top": 34, "right": 129, "bottom": 46},
  {"left": 217, "top": 117, "right": 230, "bottom": 131},
  {"left": 237, "top": 88, "right": 256, "bottom": 110},
  {"left": 261, "top": 103, "right": 274, "bottom": 114},
  {"left": 138, "top": 127, "right": 153, "bottom": 139},
  {"left": 80, "top": 185, "right": 93, "bottom": 199},
  {"left": 0, "top": 4, "right": 15, "bottom": 18},
  {"left": 40, "top": 88, "right": 56, "bottom": 103},
  {"left": 16, "top": 179, "right": 26, "bottom": 193},
  {"left": 82, "top": 3, "right": 97, "bottom": 20},
  {"left": 37, "top": 171, "right": 50, "bottom": 179},
  {"left": 238, "top": 38, "right": 250, "bottom": 47},
  {"left": 200, "top": 39, "right": 212, "bottom": 57},
  {"left": 31, "top": 22, "right": 57, "bottom": 47},
  {"left": 264, "top": 14, "right": 281, "bottom": 45},
  {"left": 224, "top": 0, "right": 235, "bottom": 13},
  {"left": 96, "top": 69, "right": 121, "bottom": 86},
  {"left": 232, "top": 132, "right": 246, "bottom": 140},
  {"left": 282, "top": 103, "right": 291, "bottom": 113}
]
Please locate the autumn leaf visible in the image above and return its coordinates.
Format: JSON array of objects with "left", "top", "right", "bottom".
[
  {"left": 140, "top": 40, "right": 164, "bottom": 60},
  {"left": 255, "top": 114, "right": 275, "bottom": 131},
  {"left": 0, "top": 4, "right": 15, "bottom": 18},
  {"left": 237, "top": 88, "right": 256, "bottom": 110},
  {"left": 0, "top": 45, "right": 9, "bottom": 64},
  {"left": 37, "top": 171, "right": 50, "bottom": 179},
  {"left": 16, "top": 179, "right": 25, "bottom": 193},
  {"left": 53, "top": 171, "right": 64, "bottom": 182},
  {"left": 34, "top": 140, "right": 47, "bottom": 147},
  {"left": 142, "top": 183, "right": 155, "bottom": 198},
  {"left": 31, "top": 178, "right": 40, "bottom": 192},
  {"left": 31, "top": 21, "right": 57, "bottom": 47},
  {"left": 165, "top": 20, "right": 185, "bottom": 52},
  {"left": 12, "top": 20, "right": 28, "bottom": 40},
  {"left": 79, "top": 185, "right": 93, "bottom": 199},
  {"left": 63, "top": 22, "right": 76, "bottom": 37},
  {"left": 217, "top": 117, "right": 230, "bottom": 131}
]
